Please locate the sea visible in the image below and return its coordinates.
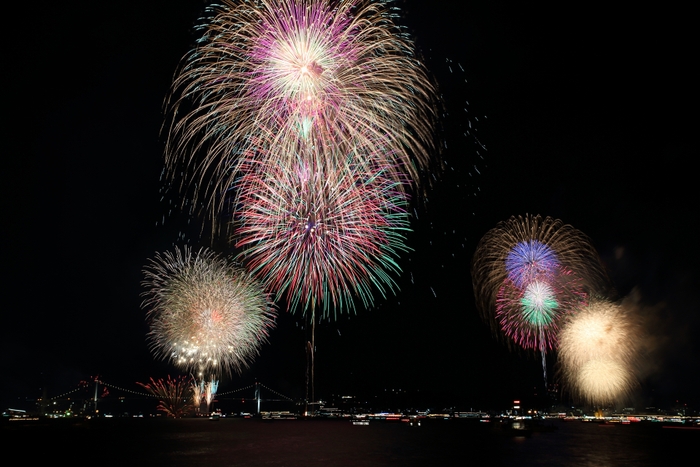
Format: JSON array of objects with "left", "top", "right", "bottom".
[{"left": 4, "top": 416, "right": 697, "bottom": 466}]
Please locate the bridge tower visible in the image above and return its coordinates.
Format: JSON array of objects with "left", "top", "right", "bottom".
[{"left": 255, "top": 382, "right": 261, "bottom": 414}]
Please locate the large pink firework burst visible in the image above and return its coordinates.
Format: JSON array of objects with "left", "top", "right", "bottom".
[
  {"left": 233, "top": 155, "right": 410, "bottom": 318},
  {"left": 164, "top": 0, "right": 438, "bottom": 218}
]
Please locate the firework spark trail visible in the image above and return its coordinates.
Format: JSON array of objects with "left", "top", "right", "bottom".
[
  {"left": 137, "top": 376, "right": 194, "bottom": 418},
  {"left": 192, "top": 380, "right": 203, "bottom": 411},
  {"left": 164, "top": 0, "right": 439, "bottom": 220},
  {"left": 558, "top": 299, "right": 642, "bottom": 404},
  {"left": 234, "top": 155, "right": 411, "bottom": 318},
  {"left": 141, "top": 246, "right": 276, "bottom": 375},
  {"left": 204, "top": 379, "right": 219, "bottom": 413}
]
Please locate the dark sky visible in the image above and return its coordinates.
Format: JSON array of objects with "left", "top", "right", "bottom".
[{"left": 3, "top": 1, "right": 696, "bottom": 410}]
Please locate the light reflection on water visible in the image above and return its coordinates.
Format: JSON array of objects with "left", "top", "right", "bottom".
[
  {"left": 496, "top": 421, "right": 694, "bottom": 467},
  {"left": 5, "top": 417, "right": 696, "bottom": 466},
  {"left": 149, "top": 419, "right": 696, "bottom": 467}
]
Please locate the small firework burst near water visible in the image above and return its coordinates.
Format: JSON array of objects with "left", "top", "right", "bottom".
[
  {"left": 137, "top": 375, "right": 194, "bottom": 418},
  {"left": 163, "top": 0, "right": 438, "bottom": 220},
  {"left": 558, "top": 299, "right": 642, "bottom": 404},
  {"left": 141, "top": 246, "right": 276, "bottom": 375}
]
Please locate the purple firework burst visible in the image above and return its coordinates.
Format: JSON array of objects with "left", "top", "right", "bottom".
[{"left": 505, "top": 240, "right": 560, "bottom": 288}]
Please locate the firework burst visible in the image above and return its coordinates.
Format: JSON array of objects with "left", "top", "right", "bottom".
[
  {"left": 137, "top": 375, "right": 194, "bottom": 418},
  {"left": 141, "top": 246, "right": 276, "bottom": 374},
  {"left": 495, "top": 268, "right": 586, "bottom": 351},
  {"left": 472, "top": 214, "right": 609, "bottom": 342},
  {"left": 558, "top": 298, "right": 641, "bottom": 404},
  {"left": 505, "top": 240, "right": 560, "bottom": 288},
  {"left": 570, "top": 359, "right": 636, "bottom": 405},
  {"left": 558, "top": 299, "right": 639, "bottom": 366},
  {"left": 164, "top": 0, "right": 438, "bottom": 219},
  {"left": 234, "top": 155, "right": 410, "bottom": 318}
]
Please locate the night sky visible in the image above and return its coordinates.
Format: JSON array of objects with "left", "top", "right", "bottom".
[{"left": 3, "top": 1, "right": 696, "bottom": 410}]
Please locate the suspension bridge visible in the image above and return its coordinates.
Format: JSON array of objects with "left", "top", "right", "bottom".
[{"left": 39, "top": 378, "right": 298, "bottom": 417}]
